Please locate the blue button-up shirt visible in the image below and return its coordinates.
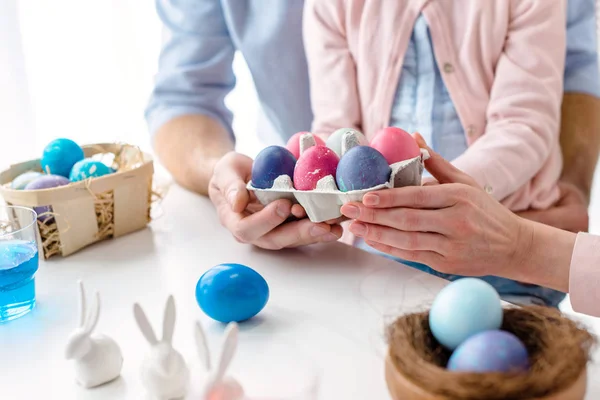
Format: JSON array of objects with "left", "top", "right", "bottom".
[{"left": 146, "top": 0, "right": 600, "bottom": 307}]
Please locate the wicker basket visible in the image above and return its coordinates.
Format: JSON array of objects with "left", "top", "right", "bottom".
[{"left": 0, "top": 143, "right": 154, "bottom": 259}]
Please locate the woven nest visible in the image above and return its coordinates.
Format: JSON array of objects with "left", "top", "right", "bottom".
[{"left": 387, "top": 306, "right": 596, "bottom": 400}]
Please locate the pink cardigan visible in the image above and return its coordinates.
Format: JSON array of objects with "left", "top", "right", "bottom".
[{"left": 303, "top": 0, "right": 566, "bottom": 211}]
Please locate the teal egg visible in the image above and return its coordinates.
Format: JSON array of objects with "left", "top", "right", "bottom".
[
  {"left": 11, "top": 171, "right": 44, "bottom": 190},
  {"left": 429, "top": 278, "right": 503, "bottom": 350},
  {"left": 69, "top": 159, "right": 113, "bottom": 182},
  {"left": 41, "top": 138, "right": 84, "bottom": 177}
]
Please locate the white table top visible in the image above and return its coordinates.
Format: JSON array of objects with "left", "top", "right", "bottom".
[{"left": 0, "top": 185, "right": 598, "bottom": 399}]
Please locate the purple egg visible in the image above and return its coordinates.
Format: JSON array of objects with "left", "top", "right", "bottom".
[
  {"left": 336, "top": 146, "right": 391, "bottom": 192},
  {"left": 447, "top": 330, "right": 529, "bottom": 373},
  {"left": 251, "top": 146, "right": 297, "bottom": 189},
  {"left": 24, "top": 174, "right": 71, "bottom": 223}
]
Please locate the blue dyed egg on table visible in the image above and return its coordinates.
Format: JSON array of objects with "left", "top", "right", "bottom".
[
  {"left": 429, "top": 278, "right": 503, "bottom": 350},
  {"left": 336, "top": 146, "right": 391, "bottom": 192},
  {"left": 25, "top": 174, "right": 71, "bottom": 222},
  {"left": 41, "top": 138, "right": 84, "bottom": 177},
  {"left": 11, "top": 171, "right": 43, "bottom": 190},
  {"left": 69, "top": 159, "right": 113, "bottom": 182},
  {"left": 447, "top": 330, "right": 529, "bottom": 373},
  {"left": 196, "top": 263, "right": 269, "bottom": 323},
  {"left": 251, "top": 146, "right": 297, "bottom": 189}
]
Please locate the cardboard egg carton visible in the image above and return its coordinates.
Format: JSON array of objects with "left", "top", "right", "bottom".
[{"left": 247, "top": 132, "right": 429, "bottom": 223}]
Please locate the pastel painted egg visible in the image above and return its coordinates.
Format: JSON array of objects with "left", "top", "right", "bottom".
[
  {"left": 11, "top": 171, "right": 43, "bottom": 190},
  {"left": 41, "top": 138, "right": 85, "bottom": 177},
  {"left": 24, "top": 174, "right": 71, "bottom": 223},
  {"left": 336, "top": 146, "right": 391, "bottom": 192},
  {"left": 286, "top": 132, "right": 326, "bottom": 159},
  {"left": 251, "top": 146, "right": 297, "bottom": 189},
  {"left": 293, "top": 145, "right": 339, "bottom": 191},
  {"left": 69, "top": 159, "right": 113, "bottom": 182},
  {"left": 429, "top": 278, "right": 503, "bottom": 350},
  {"left": 447, "top": 330, "right": 529, "bottom": 373},
  {"left": 196, "top": 263, "right": 269, "bottom": 323},
  {"left": 326, "top": 128, "right": 368, "bottom": 157},
  {"left": 370, "top": 127, "right": 420, "bottom": 164}
]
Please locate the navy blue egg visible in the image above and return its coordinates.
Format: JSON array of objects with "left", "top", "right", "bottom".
[
  {"left": 336, "top": 146, "right": 391, "bottom": 192},
  {"left": 41, "top": 138, "right": 85, "bottom": 177},
  {"left": 251, "top": 146, "right": 297, "bottom": 189},
  {"left": 196, "top": 263, "right": 269, "bottom": 323}
]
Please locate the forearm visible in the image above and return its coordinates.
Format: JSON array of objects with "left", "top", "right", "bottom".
[
  {"left": 516, "top": 219, "right": 576, "bottom": 293},
  {"left": 559, "top": 93, "right": 600, "bottom": 202},
  {"left": 153, "top": 114, "right": 235, "bottom": 195}
]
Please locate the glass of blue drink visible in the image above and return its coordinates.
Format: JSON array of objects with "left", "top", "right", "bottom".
[{"left": 0, "top": 206, "right": 39, "bottom": 323}]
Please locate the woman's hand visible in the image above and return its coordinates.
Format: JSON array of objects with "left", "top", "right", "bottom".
[{"left": 340, "top": 135, "right": 533, "bottom": 278}]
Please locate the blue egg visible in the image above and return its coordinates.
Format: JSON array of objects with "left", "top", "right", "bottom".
[
  {"left": 41, "top": 138, "right": 85, "bottom": 177},
  {"left": 11, "top": 171, "right": 43, "bottom": 190},
  {"left": 429, "top": 278, "right": 503, "bottom": 350},
  {"left": 336, "top": 146, "right": 391, "bottom": 192},
  {"left": 447, "top": 330, "right": 529, "bottom": 373},
  {"left": 196, "top": 263, "right": 269, "bottom": 323},
  {"left": 251, "top": 146, "right": 297, "bottom": 189},
  {"left": 69, "top": 159, "right": 113, "bottom": 182}
]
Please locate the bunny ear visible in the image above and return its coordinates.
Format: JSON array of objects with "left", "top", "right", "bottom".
[
  {"left": 162, "top": 295, "right": 176, "bottom": 344},
  {"left": 78, "top": 280, "right": 86, "bottom": 328},
  {"left": 84, "top": 291, "right": 101, "bottom": 334},
  {"left": 133, "top": 303, "right": 158, "bottom": 345},
  {"left": 215, "top": 322, "right": 239, "bottom": 381},
  {"left": 194, "top": 321, "right": 211, "bottom": 370}
]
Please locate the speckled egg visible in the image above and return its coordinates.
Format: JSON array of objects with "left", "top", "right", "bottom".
[
  {"left": 335, "top": 146, "right": 391, "bottom": 192},
  {"left": 293, "top": 145, "right": 339, "bottom": 191},
  {"left": 196, "top": 263, "right": 269, "bottom": 323},
  {"left": 11, "top": 171, "right": 43, "bottom": 190},
  {"left": 429, "top": 278, "right": 503, "bottom": 350},
  {"left": 286, "top": 132, "right": 326, "bottom": 159},
  {"left": 447, "top": 330, "right": 529, "bottom": 373},
  {"left": 370, "top": 127, "right": 420, "bottom": 164},
  {"left": 326, "top": 128, "right": 368, "bottom": 157},
  {"left": 69, "top": 159, "right": 113, "bottom": 182},
  {"left": 251, "top": 146, "right": 297, "bottom": 189},
  {"left": 41, "top": 138, "right": 85, "bottom": 177},
  {"left": 24, "top": 174, "right": 71, "bottom": 222}
]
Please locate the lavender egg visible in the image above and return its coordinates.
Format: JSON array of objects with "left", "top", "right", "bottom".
[
  {"left": 336, "top": 146, "right": 391, "bottom": 192},
  {"left": 25, "top": 174, "right": 71, "bottom": 223},
  {"left": 447, "top": 330, "right": 530, "bottom": 373},
  {"left": 251, "top": 146, "right": 297, "bottom": 189}
]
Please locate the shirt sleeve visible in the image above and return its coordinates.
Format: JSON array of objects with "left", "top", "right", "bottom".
[
  {"left": 144, "top": 0, "right": 236, "bottom": 138},
  {"left": 303, "top": 0, "right": 362, "bottom": 136},
  {"left": 569, "top": 232, "right": 600, "bottom": 317},
  {"left": 452, "top": 0, "right": 566, "bottom": 203},
  {"left": 564, "top": 0, "right": 600, "bottom": 97}
]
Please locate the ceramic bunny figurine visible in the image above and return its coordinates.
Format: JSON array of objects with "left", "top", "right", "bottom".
[
  {"left": 194, "top": 321, "right": 244, "bottom": 400},
  {"left": 134, "top": 295, "right": 190, "bottom": 400},
  {"left": 65, "top": 280, "right": 123, "bottom": 388}
]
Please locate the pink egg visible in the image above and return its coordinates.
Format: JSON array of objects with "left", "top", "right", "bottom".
[
  {"left": 370, "top": 127, "right": 421, "bottom": 164},
  {"left": 293, "top": 145, "right": 339, "bottom": 191},
  {"left": 286, "top": 132, "right": 326, "bottom": 159}
]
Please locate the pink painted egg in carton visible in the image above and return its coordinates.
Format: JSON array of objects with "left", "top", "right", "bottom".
[{"left": 247, "top": 128, "right": 430, "bottom": 223}]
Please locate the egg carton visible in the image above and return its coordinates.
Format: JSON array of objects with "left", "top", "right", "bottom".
[{"left": 247, "top": 134, "right": 429, "bottom": 222}]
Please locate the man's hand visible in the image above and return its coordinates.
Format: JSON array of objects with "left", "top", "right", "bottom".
[
  {"left": 209, "top": 152, "right": 342, "bottom": 249},
  {"left": 517, "top": 182, "right": 589, "bottom": 233}
]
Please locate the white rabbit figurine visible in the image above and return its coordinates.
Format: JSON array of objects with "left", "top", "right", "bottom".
[
  {"left": 194, "top": 321, "right": 244, "bottom": 400},
  {"left": 65, "top": 280, "right": 123, "bottom": 388},
  {"left": 134, "top": 295, "right": 190, "bottom": 400}
]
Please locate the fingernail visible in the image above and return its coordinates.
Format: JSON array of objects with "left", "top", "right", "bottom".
[
  {"left": 351, "top": 222, "right": 367, "bottom": 236},
  {"left": 342, "top": 205, "right": 360, "bottom": 218},
  {"left": 363, "top": 194, "right": 379, "bottom": 206},
  {"left": 310, "top": 225, "right": 329, "bottom": 237},
  {"left": 227, "top": 189, "right": 238, "bottom": 206},
  {"left": 322, "top": 233, "right": 339, "bottom": 242},
  {"left": 276, "top": 203, "right": 289, "bottom": 219}
]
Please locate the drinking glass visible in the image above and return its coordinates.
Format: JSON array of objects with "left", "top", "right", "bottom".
[{"left": 0, "top": 206, "right": 39, "bottom": 323}]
